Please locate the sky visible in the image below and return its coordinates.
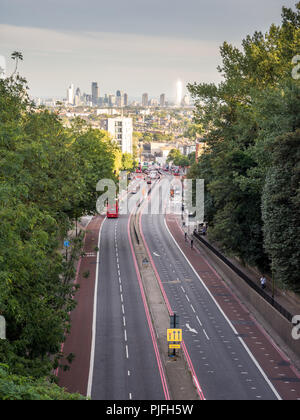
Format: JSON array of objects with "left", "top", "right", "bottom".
[{"left": 0, "top": 0, "right": 298, "bottom": 100}]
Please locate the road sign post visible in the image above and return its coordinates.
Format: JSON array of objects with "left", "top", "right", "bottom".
[
  {"left": 167, "top": 329, "right": 182, "bottom": 342},
  {"left": 169, "top": 313, "right": 181, "bottom": 356},
  {"left": 64, "top": 240, "right": 70, "bottom": 261},
  {"left": 168, "top": 313, "right": 182, "bottom": 357}
]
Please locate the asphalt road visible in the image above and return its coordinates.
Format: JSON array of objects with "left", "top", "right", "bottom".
[
  {"left": 140, "top": 177, "right": 279, "bottom": 400},
  {"left": 89, "top": 192, "right": 166, "bottom": 400}
]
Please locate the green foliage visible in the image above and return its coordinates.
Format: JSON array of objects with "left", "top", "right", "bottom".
[
  {"left": 121, "top": 152, "right": 135, "bottom": 171},
  {"left": 69, "top": 119, "right": 119, "bottom": 215},
  {"left": 141, "top": 132, "right": 174, "bottom": 143},
  {"left": 167, "top": 149, "right": 190, "bottom": 167},
  {"left": 262, "top": 131, "right": 300, "bottom": 292},
  {"left": 0, "top": 64, "right": 118, "bottom": 381}
]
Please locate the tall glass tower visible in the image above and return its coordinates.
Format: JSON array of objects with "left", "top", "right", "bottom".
[{"left": 176, "top": 80, "right": 183, "bottom": 107}]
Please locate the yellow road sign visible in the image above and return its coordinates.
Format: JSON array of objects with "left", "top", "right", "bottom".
[
  {"left": 169, "top": 344, "right": 181, "bottom": 349},
  {"left": 167, "top": 328, "right": 182, "bottom": 342}
]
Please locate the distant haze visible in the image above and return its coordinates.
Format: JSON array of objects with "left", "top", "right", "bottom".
[{"left": 0, "top": 0, "right": 296, "bottom": 99}]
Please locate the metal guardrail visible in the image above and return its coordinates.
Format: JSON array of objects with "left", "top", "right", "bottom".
[{"left": 193, "top": 232, "right": 294, "bottom": 323}]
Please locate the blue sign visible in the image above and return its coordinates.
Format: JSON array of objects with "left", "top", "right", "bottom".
[{"left": 64, "top": 240, "right": 70, "bottom": 248}]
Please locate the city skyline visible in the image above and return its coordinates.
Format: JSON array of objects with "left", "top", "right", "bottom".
[
  {"left": 34, "top": 79, "right": 189, "bottom": 104},
  {"left": 0, "top": 0, "right": 295, "bottom": 98}
]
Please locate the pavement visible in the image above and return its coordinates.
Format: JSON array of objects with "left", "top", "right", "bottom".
[{"left": 58, "top": 215, "right": 104, "bottom": 395}]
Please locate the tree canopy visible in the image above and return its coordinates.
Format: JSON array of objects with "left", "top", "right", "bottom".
[
  {"left": 187, "top": 2, "right": 300, "bottom": 290},
  {"left": 0, "top": 65, "right": 121, "bottom": 392}
]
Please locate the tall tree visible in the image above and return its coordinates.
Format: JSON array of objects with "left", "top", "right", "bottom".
[{"left": 187, "top": 2, "right": 300, "bottom": 280}]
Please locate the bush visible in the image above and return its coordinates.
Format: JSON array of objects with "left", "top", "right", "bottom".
[{"left": 0, "top": 364, "right": 87, "bottom": 400}]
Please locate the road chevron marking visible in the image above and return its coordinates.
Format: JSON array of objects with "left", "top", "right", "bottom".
[{"left": 186, "top": 323, "right": 198, "bottom": 334}]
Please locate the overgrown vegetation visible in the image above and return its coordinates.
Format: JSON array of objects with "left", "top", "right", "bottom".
[
  {"left": 188, "top": 2, "right": 300, "bottom": 292},
  {"left": 0, "top": 364, "right": 86, "bottom": 400}
]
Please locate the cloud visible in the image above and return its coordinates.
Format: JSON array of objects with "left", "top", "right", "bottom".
[{"left": 0, "top": 0, "right": 296, "bottom": 40}]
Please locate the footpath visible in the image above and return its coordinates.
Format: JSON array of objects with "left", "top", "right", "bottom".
[
  {"left": 58, "top": 215, "right": 104, "bottom": 396},
  {"left": 166, "top": 213, "right": 300, "bottom": 400}
]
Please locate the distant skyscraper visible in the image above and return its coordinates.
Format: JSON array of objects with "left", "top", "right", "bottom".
[
  {"left": 116, "top": 90, "right": 124, "bottom": 107},
  {"left": 67, "top": 84, "right": 74, "bottom": 105},
  {"left": 124, "top": 93, "right": 128, "bottom": 106},
  {"left": 181, "top": 94, "right": 190, "bottom": 107},
  {"left": 160, "top": 93, "right": 166, "bottom": 107},
  {"left": 176, "top": 80, "right": 183, "bottom": 107},
  {"left": 109, "top": 94, "right": 116, "bottom": 107},
  {"left": 142, "top": 93, "right": 149, "bottom": 107},
  {"left": 74, "top": 87, "right": 82, "bottom": 106},
  {"left": 104, "top": 94, "right": 109, "bottom": 105},
  {"left": 75, "top": 87, "right": 81, "bottom": 97},
  {"left": 91, "top": 82, "right": 100, "bottom": 106}
]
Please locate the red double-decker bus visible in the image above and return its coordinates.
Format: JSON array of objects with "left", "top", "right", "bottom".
[{"left": 107, "top": 200, "right": 119, "bottom": 218}]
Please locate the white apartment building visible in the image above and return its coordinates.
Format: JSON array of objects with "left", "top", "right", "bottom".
[{"left": 106, "top": 117, "right": 133, "bottom": 154}]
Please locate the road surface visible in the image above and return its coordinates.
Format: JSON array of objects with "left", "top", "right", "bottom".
[
  {"left": 140, "top": 177, "right": 281, "bottom": 400},
  {"left": 89, "top": 189, "right": 167, "bottom": 400}
]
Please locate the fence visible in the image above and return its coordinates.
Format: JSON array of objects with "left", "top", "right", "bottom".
[{"left": 193, "top": 232, "right": 294, "bottom": 323}]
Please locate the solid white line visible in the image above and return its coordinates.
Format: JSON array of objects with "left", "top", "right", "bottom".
[
  {"left": 203, "top": 329, "right": 210, "bottom": 340},
  {"left": 87, "top": 216, "right": 107, "bottom": 398},
  {"left": 190, "top": 304, "right": 196, "bottom": 313},
  {"left": 196, "top": 316, "right": 203, "bottom": 327},
  {"left": 164, "top": 217, "right": 282, "bottom": 401},
  {"left": 193, "top": 375, "right": 205, "bottom": 400}
]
